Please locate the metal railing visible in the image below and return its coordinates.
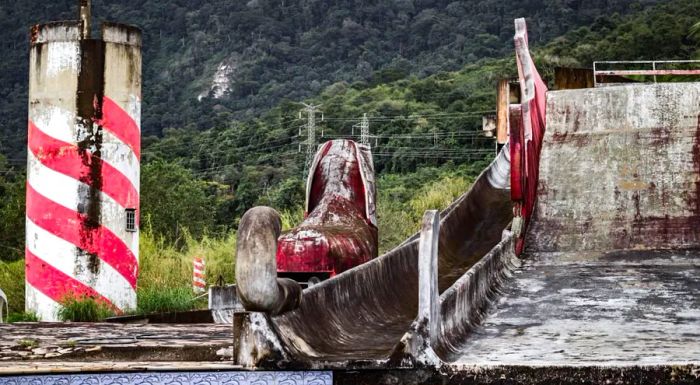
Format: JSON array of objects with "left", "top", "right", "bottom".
[{"left": 593, "top": 60, "right": 700, "bottom": 87}]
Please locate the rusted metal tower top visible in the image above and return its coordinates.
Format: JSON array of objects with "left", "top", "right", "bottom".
[{"left": 79, "top": 0, "right": 91, "bottom": 39}]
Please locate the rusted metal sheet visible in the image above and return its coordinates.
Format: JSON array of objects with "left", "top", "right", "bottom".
[
  {"left": 496, "top": 79, "right": 509, "bottom": 144},
  {"left": 554, "top": 67, "right": 594, "bottom": 90}
]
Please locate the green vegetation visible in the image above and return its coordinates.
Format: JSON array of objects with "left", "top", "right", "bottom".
[
  {"left": 136, "top": 287, "right": 199, "bottom": 315},
  {"left": 0, "top": 0, "right": 662, "bottom": 155},
  {"left": 17, "top": 338, "right": 38, "bottom": 349},
  {"left": 0, "top": 259, "right": 25, "bottom": 315},
  {"left": 138, "top": 226, "right": 237, "bottom": 290},
  {"left": 0, "top": 0, "right": 698, "bottom": 316},
  {"left": 7, "top": 311, "right": 39, "bottom": 323},
  {"left": 57, "top": 295, "right": 115, "bottom": 322},
  {"left": 376, "top": 161, "right": 488, "bottom": 252},
  {"left": 0, "top": 156, "right": 25, "bottom": 263}
]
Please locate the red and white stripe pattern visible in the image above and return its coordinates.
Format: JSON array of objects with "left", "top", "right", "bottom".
[
  {"left": 193, "top": 257, "right": 206, "bottom": 293},
  {"left": 25, "top": 96, "right": 140, "bottom": 321}
]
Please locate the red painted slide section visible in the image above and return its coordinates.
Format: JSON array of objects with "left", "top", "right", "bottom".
[
  {"left": 276, "top": 140, "right": 378, "bottom": 279},
  {"left": 512, "top": 18, "right": 548, "bottom": 255}
]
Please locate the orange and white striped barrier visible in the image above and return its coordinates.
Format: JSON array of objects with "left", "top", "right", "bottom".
[{"left": 193, "top": 257, "right": 207, "bottom": 293}]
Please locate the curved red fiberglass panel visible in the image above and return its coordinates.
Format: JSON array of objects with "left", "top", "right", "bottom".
[{"left": 276, "top": 140, "right": 378, "bottom": 277}]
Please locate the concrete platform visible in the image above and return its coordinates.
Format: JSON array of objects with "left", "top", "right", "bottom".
[{"left": 453, "top": 250, "right": 700, "bottom": 366}]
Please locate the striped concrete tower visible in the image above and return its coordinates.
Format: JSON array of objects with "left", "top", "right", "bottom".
[{"left": 26, "top": 4, "right": 142, "bottom": 321}]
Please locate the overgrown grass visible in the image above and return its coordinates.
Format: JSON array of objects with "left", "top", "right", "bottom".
[
  {"left": 408, "top": 174, "right": 473, "bottom": 222},
  {"left": 7, "top": 311, "right": 39, "bottom": 323},
  {"left": 0, "top": 259, "right": 24, "bottom": 315},
  {"left": 139, "top": 225, "right": 237, "bottom": 290},
  {"left": 57, "top": 295, "right": 115, "bottom": 322},
  {"left": 136, "top": 286, "right": 200, "bottom": 315},
  {"left": 135, "top": 224, "right": 237, "bottom": 314}
]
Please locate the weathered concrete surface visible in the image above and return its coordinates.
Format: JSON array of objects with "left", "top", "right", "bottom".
[
  {"left": 0, "top": 323, "right": 231, "bottom": 365},
  {"left": 388, "top": 211, "right": 442, "bottom": 367},
  {"left": 528, "top": 83, "right": 700, "bottom": 253},
  {"left": 451, "top": 83, "right": 700, "bottom": 370},
  {"left": 236, "top": 207, "right": 301, "bottom": 315},
  {"left": 451, "top": 251, "right": 699, "bottom": 366},
  {"left": 435, "top": 232, "right": 521, "bottom": 362},
  {"left": 26, "top": 21, "right": 142, "bottom": 319}
]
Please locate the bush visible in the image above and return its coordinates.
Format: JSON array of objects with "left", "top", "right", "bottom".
[{"left": 57, "top": 295, "right": 115, "bottom": 322}]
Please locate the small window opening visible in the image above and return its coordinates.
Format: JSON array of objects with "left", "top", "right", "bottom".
[{"left": 126, "top": 209, "right": 137, "bottom": 232}]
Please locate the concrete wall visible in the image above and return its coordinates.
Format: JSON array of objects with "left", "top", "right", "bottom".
[{"left": 528, "top": 83, "right": 700, "bottom": 254}]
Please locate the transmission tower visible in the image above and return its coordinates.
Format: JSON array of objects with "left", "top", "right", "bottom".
[
  {"left": 360, "top": 113, "right": 370, "bottom": 146},
  {"left": 351, "top": 113, "right": 371, "bottom": 147},
  {"left": 299, "top": 103, "right": 323, "bottom": 177}
]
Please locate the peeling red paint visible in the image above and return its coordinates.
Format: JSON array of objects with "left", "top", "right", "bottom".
[
  {"left": 277, "top": 140, "right": 377, "bottom": 278},
  {"left": 693, "top": 114, "right": 700, "bottom": 216},
  {"left": 26, "top": 184, "right": 139, "bottom": 288},
  {"left": 25, "top": 248, "right": 118, "bottom": 312}
]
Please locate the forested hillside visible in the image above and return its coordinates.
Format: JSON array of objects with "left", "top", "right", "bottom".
[
  {"left": 1, "top": 0, "right": 698, "bottom": 255},
  {"left": 0, "top": 0, "right": 663, "bottom": 159}
]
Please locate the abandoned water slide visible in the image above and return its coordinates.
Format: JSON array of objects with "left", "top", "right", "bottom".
[
  {"left": 232, "top": 18, "right": 700, "bottom": 374},
  {"left": 3, "top": 7, "right": 699, "bottom": 383}
]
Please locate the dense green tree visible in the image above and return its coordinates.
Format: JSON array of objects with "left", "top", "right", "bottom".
[
  {"left": 140, "top": 160, "right": 221, "bottom": 243},
  {"left": 0, "top": 156, "right": 25, "bottom": 262}
]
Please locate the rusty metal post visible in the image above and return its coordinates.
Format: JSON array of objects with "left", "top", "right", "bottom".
[
  {"left": 79, "top": 0, "right": 91, "bottom": 39},
  {"left": 496, "top": 79, "right": 509, "bottom": 150}
]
